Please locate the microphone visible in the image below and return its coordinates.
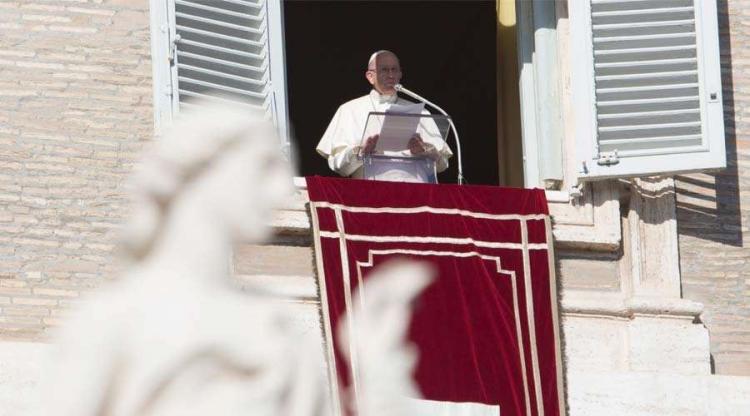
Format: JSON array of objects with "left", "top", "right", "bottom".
[{"left": 394, "top": 84, "right": 465, "bottom": 185}]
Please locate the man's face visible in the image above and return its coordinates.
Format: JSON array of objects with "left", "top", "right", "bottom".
[{"left": 367, "top": 53, "right": 402, "bottom": 95}]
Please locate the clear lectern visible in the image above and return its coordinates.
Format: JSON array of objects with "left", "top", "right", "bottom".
[{"left": 359, "top": 112, "right": 451, "bottom": 184}]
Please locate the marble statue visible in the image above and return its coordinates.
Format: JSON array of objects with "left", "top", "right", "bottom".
[{"left": 40, "top": 101, "right": 431, "bottom": 416}]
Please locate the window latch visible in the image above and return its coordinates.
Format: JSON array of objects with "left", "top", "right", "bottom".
[
  {"left": 597, "top": 150, "right": 619, "bottom": 166},
  {"left": 168, "top": 34, "right": 182, "bottom": 65}
]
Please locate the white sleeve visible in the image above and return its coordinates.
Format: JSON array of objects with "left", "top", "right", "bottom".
[
  {"left": 416, "top": 112, "right": 453, "bottom": 173},
  {"left": 316, "top": 104, "right": 363, "bottom": 177},
  {"left": 327, "top": 143, "right": 362, "bottom": 177},
  {"left": 422, "top": 141, "right": 452, "bottom": 173}
]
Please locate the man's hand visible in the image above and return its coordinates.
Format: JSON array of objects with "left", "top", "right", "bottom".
[
  {"left": 408, "top": 133, "right": 426, "bottom": 155},
  {"left": 361, "top": 134, "right": 379, "bottom": 156}
]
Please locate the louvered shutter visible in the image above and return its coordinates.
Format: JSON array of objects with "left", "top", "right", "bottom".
[
  {"left": 163, "top": 0, "right": 289, "bottom": 142},
  {"left": 570, "top": 0, "right": 725, "bottom": 180}
]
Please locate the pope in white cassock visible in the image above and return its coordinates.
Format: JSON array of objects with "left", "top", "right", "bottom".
[{"left": 316, "top": 50, "right": 453, "bottom": 179}]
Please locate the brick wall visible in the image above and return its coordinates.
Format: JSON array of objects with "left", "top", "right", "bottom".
[
  {"left": 677, "top": 0, "right": 750, "bottom": 376},
  {"left": 0, "top": 0, "right": 152, "bottom": 341}
]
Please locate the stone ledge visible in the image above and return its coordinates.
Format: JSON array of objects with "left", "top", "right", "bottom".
[
  {"left": 561, "top": 290, "right": 704, "bottom": 320},
  {"left": 228, "top": 277, "right": 707, "bottom": 320},
  {"left": 270, "top": 209, "right": 310, "bottom": 234},
  {"left": 234, "top": 273, "right": 317, "bottom": 301},
  {"left": 567, "top": 370, "right": 750, "bottom": 416}
]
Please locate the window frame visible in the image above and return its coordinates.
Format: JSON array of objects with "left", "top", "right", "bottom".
[{"left": 516, "top": 0, "right": 566, "bottom": 189}]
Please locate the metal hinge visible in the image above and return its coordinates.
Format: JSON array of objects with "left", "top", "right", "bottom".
[{"left": 597, "top": 150, "right": 620, "bottom": 166}]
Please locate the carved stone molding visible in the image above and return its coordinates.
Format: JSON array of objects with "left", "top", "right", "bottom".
[
  {"left": 623, "top": 176, "right": 682, "bottom": 299},
  {"left": 548, "top": 181, "right": 622, "bottom": 251}
]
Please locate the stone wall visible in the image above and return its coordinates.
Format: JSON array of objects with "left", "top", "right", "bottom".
[
  {"left": 0, "top": 0, "right": 152, "bottom": 341},
  {"left": 676, "top": 0, "right": 750, "bottom": 376}
]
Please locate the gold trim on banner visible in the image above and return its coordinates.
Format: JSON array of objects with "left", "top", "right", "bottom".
[
  {"left": 522, "top": 219, "right": 545, "bottom": 416},
  {"left": 318, "top": 231, "right": 548, "bottom": 251},
  {"left": 308, "top": 201, "right": 343, "bottom": 416},
  {"left": 333, "top": 207, "right": 361, "bottom": 411},
  {"left": 310, "top": 201, "right": 548, "bottom": 221}
]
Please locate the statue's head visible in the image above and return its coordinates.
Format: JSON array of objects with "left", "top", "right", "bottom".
[{"left": 122, "top": 99, "right": 294, "bottom": 261}]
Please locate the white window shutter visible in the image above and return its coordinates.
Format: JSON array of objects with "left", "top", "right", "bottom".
[
  {"left": 570, "top": 0, "right": 725, "bottom": 180},
  {"left": 165, "top": 0, "right": 289, "bottom": 143}
]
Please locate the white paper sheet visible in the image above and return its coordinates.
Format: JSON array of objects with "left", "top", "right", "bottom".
[{"left": 375, "top": 102, "right": 426, "bottom": 152}]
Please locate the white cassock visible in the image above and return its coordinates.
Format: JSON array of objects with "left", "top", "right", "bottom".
[{"left": 316, "top": 89, "right": 453, "bottom": 178}]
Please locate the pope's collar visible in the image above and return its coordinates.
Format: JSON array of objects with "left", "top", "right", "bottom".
[{"left": 370, "top": 89, "right": 398, "bottom": 105}]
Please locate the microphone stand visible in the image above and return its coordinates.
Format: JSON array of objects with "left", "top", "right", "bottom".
[{"left": 395, "top": 84, "right": 465, "bottom": 185}]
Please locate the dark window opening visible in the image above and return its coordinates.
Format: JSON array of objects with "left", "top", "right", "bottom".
[{"left": 284, "top": 0, "right": 498, "bottom": 185}]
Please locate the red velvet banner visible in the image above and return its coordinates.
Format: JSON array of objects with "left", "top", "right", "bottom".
[{"left": 307, "top": 176, "right": 565, "bottom": 416}]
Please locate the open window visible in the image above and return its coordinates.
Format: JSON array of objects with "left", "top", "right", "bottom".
[
  {"left": 569, "top": 0, "right": 725, "bottom": 180},
  {"left": 151, "top": 0, "right": 498, "bottom": 184}
]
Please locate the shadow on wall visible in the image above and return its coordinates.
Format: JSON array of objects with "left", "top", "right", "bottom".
[{"left": 675, "top": 0, "right": 742, "bottom": 247}]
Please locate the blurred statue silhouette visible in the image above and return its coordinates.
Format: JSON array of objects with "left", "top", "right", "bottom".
[
  {"left": 41, "top": 102, "right": 326, "bottom": 416},
  {"left": 41, "top": 100, "right": 432, "bottom": 416},
  {"left": 338, "top": 260, "right": 434, "bottom": 416}
]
